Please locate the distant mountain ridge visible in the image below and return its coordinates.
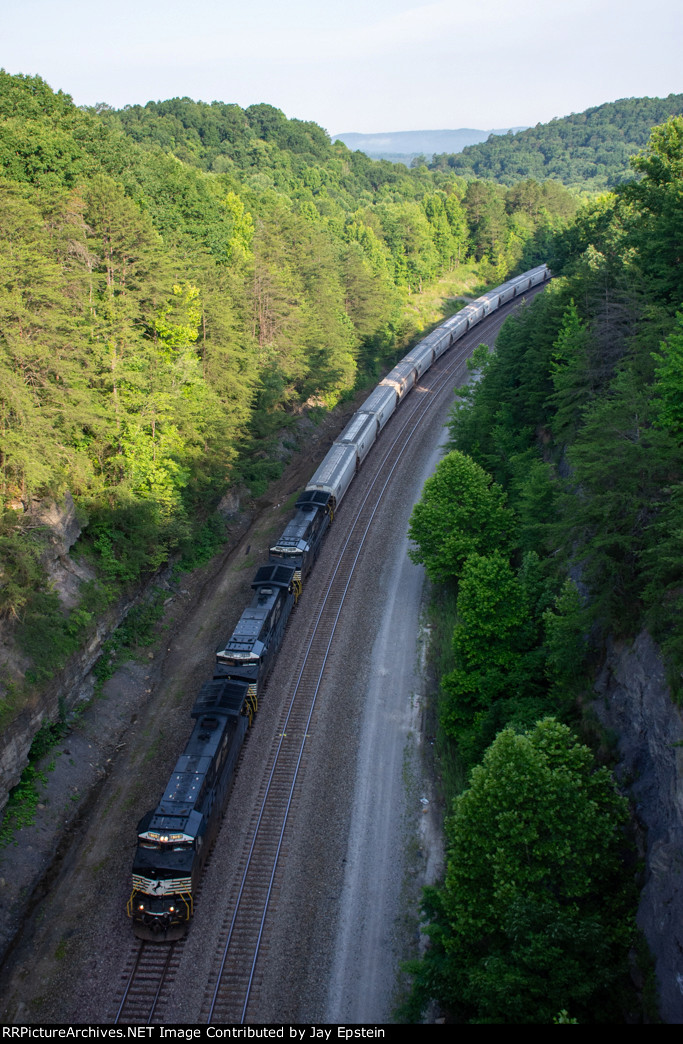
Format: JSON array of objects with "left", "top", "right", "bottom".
[{"left": 333, "top": 127, "right": 527, "bottom": 164}]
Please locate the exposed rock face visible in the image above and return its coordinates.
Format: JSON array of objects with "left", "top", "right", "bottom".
[
  {"left": 33, "top": 492, "right": 96, "bottom": 610},
  {"left": 0, "top": 494, "right": 97, "bottom": 811},
  {"left": 0, "top": 611, "right": 126, "bottom": 813},
  {"left": 594, "top": 631, "right": 683, "bottom": 1023},
  {"left": 32, "top": 492, "right": 82, "bottom": 557},
  {"left": 217, "top": 489, "right": 242, "bottom": 519},
  {"left": 0, "top": 705, "right": 47, "bottom": 811}
]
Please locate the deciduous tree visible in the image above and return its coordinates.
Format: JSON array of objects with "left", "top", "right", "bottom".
[
  {"left": 404, "top": 720, "right": 633, "bottom": 1024},
  {"left": 408, "top": 450, "right": 513, "bottom": 583}
]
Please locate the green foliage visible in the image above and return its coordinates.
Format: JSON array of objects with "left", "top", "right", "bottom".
[
  {"left": 451, "top": 552, "right": 529, "bottom": 670},
  {"left": 408, "top": 451, "right": 513, "bottom": 583},
  {"left": 0, "top": 517, "right": 46, "bottom": 619},
  {"left": 542, "top": 579, "right": 589, "bottom": 697},
  {"left": 549, "top": 300, "right": 595, "bottom": 442},
  {"left": 18, "top": 590, "right": 94, "bottom": 683},
  {"left": 512, "top": 459, "right": 558, "bottom": 555},
  {"left": 642, "top": 481, "right": 683, "bottom": 697},
  {"left": 652, "top": 312, "right": 683, "bottom": 437},
  {"left": 402, "top": 111, "right": 683, "bottom": 1026},
  {"left": 0, "top": 72, "right": 578, "bottom": 635},
  {"left": 0, "top": 764, "right": 47, "bottom": 847},
  {"left": 0, "top": 511, "right": 98, "bottom": 682},
  {"left": 448, "top": 283, "right": 569, "bottom": 486},
  {"left": 0, "top": 717, "right": 68, "bottom": 847},
  {"left": 441, "top": 551, "right": 556, "bottom": 768},
  {"left": 92, "top": 590, "right": 165, "bottom": 691},
  {"left": 84, "top": 499, "right": 178, "bottom": 583},
  {"left": 446, "top": 111, "right": 683, "bottom": 686},
  {"left": 406, "top": 720, "right": 634, "bottom": 1024},
  {"left": 176, "top": 513, "right": 228, "bottom": 572},
  {"left": 431, "top": 94, "right": 683, "bottom": 191},
  {"left": 560, "top": 368, "right": 676, "bottom": 633},
  {"left": 624, "top": 117, "right": 683, "bottom": 304}
]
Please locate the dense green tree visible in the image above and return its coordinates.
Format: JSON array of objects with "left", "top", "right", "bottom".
[
  {"left": 561, "top": 367, "right": 675, "bottom": 630},
  {"left": 464, "top": 181, "right": 508, "bottom": 266},
  {"left": 511, "top": 459, "right": 558, "bottom": 555},
  {"left": 376, "top": 200, "right": 440, "bottom": 290},
  {"left": 542, "top": 579, "right": 588, "bottom": 698},
  {"left": 652, "top": 313, "right": 683, "bottom": 438},
  {"left": 441, "top": 550, "right": 554, "bottom": 764},
  {"left": 0, "top": 183, "right": 90, "bottom": 499},
  {"left": 405, "top": 720, "right": 633, "bottom": 1023},
  {"left": 443, "top": 190, "right": 469, "bottom": 263},
  {"left": 401, "top": 113, "right": 683, "bottom": 1028},
  {"left": 624, "top": 116, "right": 683, "bottom": 304},
  {"left": 0, "top": 68, "right": 581, "bottom": 695},
  {"left": 408, "top": 450, "right": 513, "bottom": 583},
  {"left": 449, "top": 283, "right": 569, "bottom": 486},
  {"left": 548, "top": 300, "right": 595, "bottom": 442}
]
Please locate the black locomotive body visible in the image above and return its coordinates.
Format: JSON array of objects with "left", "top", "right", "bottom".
[
  {"left": 129, "top": 678, "right": 251, "bottom": 939},
  {"left": 129, "top": 563, "right": 297, "bottom": 939},
  {"left": 215, "top": 562, "right": 298, "bottom": 700},
  {"left": 268, "top": 489, "right": 332, "bottom": 591}
]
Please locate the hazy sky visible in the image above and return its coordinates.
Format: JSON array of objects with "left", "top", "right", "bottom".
[{"left": 3, "top": 0, "right": 681, "bottom": 134}]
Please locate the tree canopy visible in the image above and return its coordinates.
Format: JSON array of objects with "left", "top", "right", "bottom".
[
  {"left": 405, "top": 720, "right": 633, "bottom": 1023},
  {"left": 0, "top": 69, "right": 580, "bottom": 698},
  {"left": 401, "top": 114, "right": 683, "bottom": 1023},
  {"left": 407, "top": 450, "right": 513, "bottom": 583},
  {"left": 430, "top": 94, "right": 683, "bottom": 191}
]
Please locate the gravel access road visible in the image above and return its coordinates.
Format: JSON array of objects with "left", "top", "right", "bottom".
[
  {"left": 322, "top": 417, "right": 450, "bottom": 1023},
  {"left": 249, "top": 353, "right": 472, "bottom": 1024}
]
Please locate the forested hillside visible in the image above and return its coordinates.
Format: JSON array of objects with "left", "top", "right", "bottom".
[
  {"left": 430, "top": 94, "right": 683, "bottom": 190},
  {"left": 404, "top": 116, "right": 683, "bottom": 1022},
  {"left": 0, "top": 71, "right": 577, "bottom": 722}
]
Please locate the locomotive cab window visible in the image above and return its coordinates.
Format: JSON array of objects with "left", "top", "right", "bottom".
[{"left": 139, "top": 831, "right": 195, "bottom": 849}]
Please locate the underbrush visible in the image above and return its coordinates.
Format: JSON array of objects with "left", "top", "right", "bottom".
[
  {"left": 92, "top": 590, "right": 166, "bottom": 694},
  {"left": 397, "top": 262, "right": 499, "bottom": 350},
  {"left": 0, "top": 720, "right": 69, "bottom": 847},
  {"left": 425, "top": 586, "right": 469, "bottom": 805}
]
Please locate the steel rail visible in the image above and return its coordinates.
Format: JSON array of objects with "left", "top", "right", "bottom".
[
  {"left": 114, "top": 939, "right": 178, "bottom": 1024},
  {"left": 205, "top": 301, "right": 519, "bottom": 1023},
  {"left": 110, "top": 288, "right": 542, "bottom": 1025}
]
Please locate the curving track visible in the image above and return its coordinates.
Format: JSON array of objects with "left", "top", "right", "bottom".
[{"left": 111, "top": 288, "right": 545, "bottom": 1025}]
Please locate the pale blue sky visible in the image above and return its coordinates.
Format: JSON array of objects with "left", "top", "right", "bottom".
[{"left": 3, "top": 0, "right": 681, "bottom": 134}]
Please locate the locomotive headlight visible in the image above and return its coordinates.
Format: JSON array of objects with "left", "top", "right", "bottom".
[
  {"left": 169, "top": 906, "right": 175, "bottom": 913},
  {"left": 138, "top": 903, "right": 145, "bottom": 910}
]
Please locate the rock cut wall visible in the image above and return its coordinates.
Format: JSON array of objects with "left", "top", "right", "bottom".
[{"left": 594, "top": 631, "right": 683, "bottom": 1023}]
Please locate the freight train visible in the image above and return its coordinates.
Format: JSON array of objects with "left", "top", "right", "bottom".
[{"left": 127, "top": 264, "right": 551, "bottom": 939}]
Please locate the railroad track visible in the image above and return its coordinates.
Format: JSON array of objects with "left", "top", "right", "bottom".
[
  {"left": 199, "top": 302, "right": 519, "bottom": 1023},
  {"left": 110, "top": 292, "right": 540, "bottom": 1025},
  {"left": 115, "top": 940, "right": 183, "bottom": 1023}
]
